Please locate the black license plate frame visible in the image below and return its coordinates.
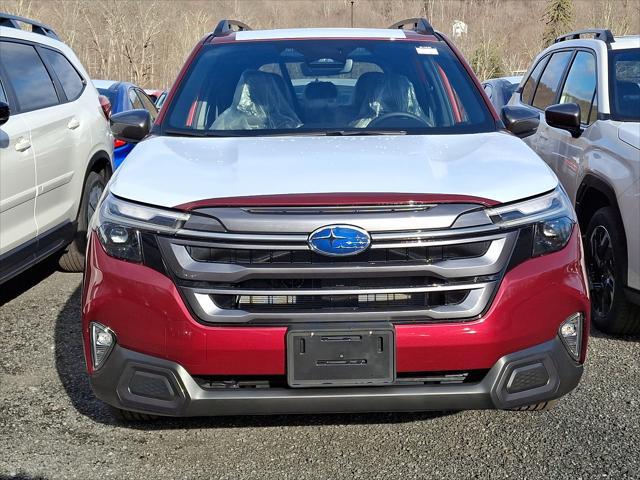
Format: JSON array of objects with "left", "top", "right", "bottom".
[{"left": 286, "top": 323, "right": 395, "bottom": 388}]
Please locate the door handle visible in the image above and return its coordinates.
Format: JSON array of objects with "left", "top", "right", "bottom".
[
  {"left": 15, "top": 137, "right": 31, "bottom": 152},
  {"left": 67, "top": 118, "right": 80, "bottom": 130}
]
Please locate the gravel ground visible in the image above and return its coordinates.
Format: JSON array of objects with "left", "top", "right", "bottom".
[{"left": 1, "top": 261, "right": 639, "bottom": 480}]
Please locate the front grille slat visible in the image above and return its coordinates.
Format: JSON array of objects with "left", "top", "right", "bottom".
[{"left": 186, "top": 242, "right": 491, "bottom": 265}]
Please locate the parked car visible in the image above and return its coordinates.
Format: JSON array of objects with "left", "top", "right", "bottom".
[
  {"left": 84, "top": 18, "right": 589, "bottom": 420},
  {"left": 155, "top": 90, "right": 168, "bottom": 109},
  {"left": 0, "top": 13, "right": 113, "bottom": 281},
  {"left": 510, "top": 29, "right": 640, "bottom": 334},
  {"left": 482, "top": 75, "right": 522, "bottom": 111},
  {"left": 93, "top": 79, "right": 158, "bottom": 168}
]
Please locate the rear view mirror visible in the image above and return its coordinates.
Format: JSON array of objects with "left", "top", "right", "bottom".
[
  {"left": 301, "top": 58, "right": 352, "bottom": 76},
  {"left": 545, "top": 103, "right": 582, "bottom": 138},
  {"left": 0, "top": 101, "right": 10, "bottom": 127},
  {"left": 110, "top": 109, "right": 151, "bottom": 143},
  {"left": 501, "top": 105, "right": 539, "bottom": 139}
]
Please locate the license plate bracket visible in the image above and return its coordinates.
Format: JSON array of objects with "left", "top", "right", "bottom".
[{"left": 286, "top": 323, "right": 395, "bottom": 388}]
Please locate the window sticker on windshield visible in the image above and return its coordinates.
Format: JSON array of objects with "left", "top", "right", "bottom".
[{"left": 416, "top": 46, "right": 438, "bottom": 55}]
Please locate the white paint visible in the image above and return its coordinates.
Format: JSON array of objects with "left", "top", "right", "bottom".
[
  {"left": 110, "top": 133, "right": 558, "bottom": 208},
  {"left": 235, "top": 28, "right": 406, "bottom": 41}
]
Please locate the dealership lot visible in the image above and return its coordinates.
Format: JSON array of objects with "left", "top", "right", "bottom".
[{"left": 0, "top": 263, "right": 638, "bottom": 480}]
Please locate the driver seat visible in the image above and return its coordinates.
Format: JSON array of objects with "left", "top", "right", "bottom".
[{"left": 351, "top": 74, "right": 427, "bottom": 127}]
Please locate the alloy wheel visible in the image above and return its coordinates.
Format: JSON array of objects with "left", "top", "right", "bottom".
[{"left": 588, "top": 225, "right": 616, "bottom": 318}]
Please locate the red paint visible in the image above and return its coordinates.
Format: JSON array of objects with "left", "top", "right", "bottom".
[
  {"left": 175, "top": 192, "right": 499, "bottom": 211},
  {"left": 83, "top": 229, "right": 589, "bottom": 376},
  {"left": 436, "top": 64, "right": 462, "bottom": 122},
  {"left": 153, "top": 34, "right": 210, "bottom": 126},
  {"left": 438, "top": 32, "right": 501, "bottom": 122}
]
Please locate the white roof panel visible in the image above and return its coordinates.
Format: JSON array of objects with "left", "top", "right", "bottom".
[{"left": 235, "top": 28, "right": 406, "bottom": 41}]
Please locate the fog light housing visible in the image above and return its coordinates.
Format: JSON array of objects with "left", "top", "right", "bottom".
[
  {"left": 559, "top": 313, "right": 583, "bottom": 361},
  {"left": 90, "top": 322, "right": 115, "bottom": 370}
]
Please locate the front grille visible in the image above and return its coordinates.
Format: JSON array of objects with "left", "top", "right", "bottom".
[
  {"left": 212, "top": 290, "right": 470, "bottom": 313},
  {"left": 156, "top": 204, "right": 517, "bottom": 325},
  {"left": 186, "top": 241, "right": 491, "bottom": 265}
]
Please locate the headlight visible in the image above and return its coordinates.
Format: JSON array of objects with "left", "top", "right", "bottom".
[
  {"left": 94, "top": 193, "right": 190, "bottom": 262},
  {"left": 485, "top": 187, "right": 576, "bottom": 257}
]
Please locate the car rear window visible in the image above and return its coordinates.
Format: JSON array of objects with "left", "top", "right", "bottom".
[
  {"left": 163, "top": 39, "right": 495, "bottom": 136},
  {"left": 610, "top": 48, "right": 640, "bottom": 121}
]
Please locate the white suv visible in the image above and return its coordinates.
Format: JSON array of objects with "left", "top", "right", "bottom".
[
  {"left": 510, "top": 29, "right": 640, "bottom": 334},
  {"left": 0, "top": 14, "right": 113, "bottom": 282}
]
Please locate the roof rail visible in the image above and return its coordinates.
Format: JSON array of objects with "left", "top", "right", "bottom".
[
  {"left": 388, "top": 18, "right": 435, "bottom": 36},
  {"left": 0, "top": 12, "right": 59, "bottom": 40},
  {"left": 555, "top": 29, "right": 614, "bottom": 44},
  {"left": 213, "top": 19, "right": 251, "bottom": 37}
]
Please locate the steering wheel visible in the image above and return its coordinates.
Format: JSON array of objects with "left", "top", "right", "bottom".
[{"left": 367, "top": 112, "right": 431, "bottom": 129}]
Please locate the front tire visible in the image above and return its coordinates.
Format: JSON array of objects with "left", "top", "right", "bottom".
[
  {"left": 586, "top": 207, "right": 640, "bottom": 335},
  {"left": 59, "top": 170, "right": 107, "bottom": 272}
]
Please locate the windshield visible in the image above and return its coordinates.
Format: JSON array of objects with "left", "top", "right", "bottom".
[
  {"left": 163, "top": 40, "right": 495, "bottom": 136},
  {"left": 610, "top": 48, "right": 640, "bottom": 121}
]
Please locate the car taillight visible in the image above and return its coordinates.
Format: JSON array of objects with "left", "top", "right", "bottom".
[
  {"left": 114, "top": 139, "right": 127, "bottom": 148},
  {"left": 98, "top": 94, "right": 111, "bottom": 120}
]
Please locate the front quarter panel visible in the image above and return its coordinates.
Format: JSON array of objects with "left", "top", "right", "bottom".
[{"left": 579, "top": 120, "right": 640, "bottom": 290}]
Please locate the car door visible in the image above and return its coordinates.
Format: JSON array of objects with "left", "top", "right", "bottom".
[
  {"left": 0, "top": 40, "right": 82, "bottom": 238},
  {"left": 548, "top": 50, "right": 598, "bottom": 201},
  {"left": 522, "top": 50, "right": 575, "bottom": 172},
  {"left": 0, "top": 70, "right": 38, "bottom": 263},
  {"left": 29, "top": 46, "right": 90, "bottom": 234}
]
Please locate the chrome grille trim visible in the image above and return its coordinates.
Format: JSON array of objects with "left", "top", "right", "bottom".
[
  {"left": 188, "top": 281, "right": 492, "bottom": 297},
  {"left": 159, "top": 232, "right": 515, "bottom": 284},
  {"left": 186, "top": 286, "right": 494, "bottom": 323},
  {"left": 173, "top": 224, "right": 502, "bottom": 246}
]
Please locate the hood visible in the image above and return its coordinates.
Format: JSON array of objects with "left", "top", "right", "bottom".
[{"left": 110, "top": 132, "right": 558, "bottom": 209}]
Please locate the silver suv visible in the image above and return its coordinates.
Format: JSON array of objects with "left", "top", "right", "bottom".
[{"left": 510, "top": 29, "right": 640, "bottom": 334}]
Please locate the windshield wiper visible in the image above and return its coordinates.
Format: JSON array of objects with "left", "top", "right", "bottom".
[{"left": 322, "top": 130, "right": 407, "bottom": 136}]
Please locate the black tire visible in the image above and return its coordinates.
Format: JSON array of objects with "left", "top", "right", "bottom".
[
  {"left": 59, "top": 170, "right": 107, "bottom": 272},
  {"left": 109, "top": 406, "right": 158, "bottom": 422},
  {"left": 510, "top": 400, "right": 557, "bottom": 411},
  {"left": 585, "top": 207, "right": 640, "bottom": 335}
]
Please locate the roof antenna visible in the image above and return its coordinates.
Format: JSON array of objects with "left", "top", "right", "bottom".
[{"left": 350, "top": 1, "right": 355, "bottom": 27}]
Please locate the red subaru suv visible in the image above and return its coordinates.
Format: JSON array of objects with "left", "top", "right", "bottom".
[{"left": 83, "top": 19, "right": 590, "bottom": 419}]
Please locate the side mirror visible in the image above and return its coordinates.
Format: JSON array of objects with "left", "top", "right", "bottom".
[
  {"left": 545, "top": 103, "right": 582, "bottom": 138},
  {"left": 501, "top": 105, "right": 540, "bottom": 139},
  {"left": 0, "top": 101, "right": 10, "bottom": 127},
  {"left": 110, "top": 109, "right": 151, "bottom": 143}
]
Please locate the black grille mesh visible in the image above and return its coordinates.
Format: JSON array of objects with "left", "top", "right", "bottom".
[{"left": 186, "top": 241, "right": 491, "bottom": 265}]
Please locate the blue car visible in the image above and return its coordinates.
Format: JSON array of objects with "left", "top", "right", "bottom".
[{"left": 93, "top": 80, "right": 158, "bottom": 168}]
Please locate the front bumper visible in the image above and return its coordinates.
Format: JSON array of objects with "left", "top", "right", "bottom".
[{"left": 90, "top": 337, "right": 582, "bottom": 416}]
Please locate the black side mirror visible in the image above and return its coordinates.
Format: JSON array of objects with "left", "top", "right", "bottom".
[
  {"left": 110, "top": 109, "right": 151, "bottom": 143},
  {"left": 545, "top": 103, "right": 582, "bottom": 138},
  {"left": 0, "top": 101, "right": 10, "bottom": 127},
  {"left": 501, "top": 105, "right": 540, "bottom": 139}
]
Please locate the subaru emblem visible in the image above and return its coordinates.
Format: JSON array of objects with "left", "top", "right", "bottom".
[{"left": 308, "top": 225, "right": 371, "bottom": 257}]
